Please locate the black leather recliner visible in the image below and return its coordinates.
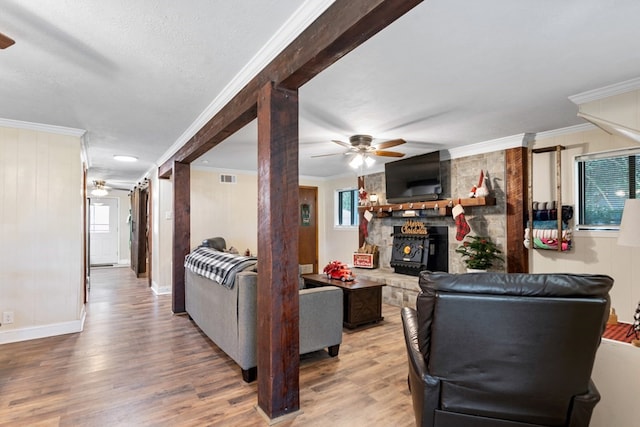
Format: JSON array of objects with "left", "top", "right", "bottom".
[{"left": 401, "top": 271, "right": 613, "bottom": 427}]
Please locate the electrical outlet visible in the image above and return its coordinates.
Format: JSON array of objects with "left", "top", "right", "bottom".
[{"left": 2, "top": 311, "right": 14, "bottom": 324}]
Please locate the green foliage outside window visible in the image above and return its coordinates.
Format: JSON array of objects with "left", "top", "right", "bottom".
[
  {"left": 577, "top": 150, "right": 639, "bottom": 228},
  {"left": 337, "top": 189, "right": 359, "bottom": 227}
]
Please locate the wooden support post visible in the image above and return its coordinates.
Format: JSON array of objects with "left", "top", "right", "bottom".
[
  {"left": 172, "top": 161, "right": 190, "bottom": 313},
  {"left": 505, "top": 146, "right": 529, "bottom": 273},
  {"left": 256, "top": 82, "right": 300, "bottom": 420},
  {"left": 358, "top": 176, "right": 366, "bottom": 247}
]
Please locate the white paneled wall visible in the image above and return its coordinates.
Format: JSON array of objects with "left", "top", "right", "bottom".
[{"left": 0, "top": 126, "right": 84, "bottom": 343}]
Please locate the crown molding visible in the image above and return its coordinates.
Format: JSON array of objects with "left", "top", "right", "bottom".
[
  {"left": 535, "top": 123, "right": 597, "bottom": 140},
  {"left": 569, "top": 76, "right": 640, "bottom": 105},
  {"left": 0, "top": 117, "right": 86, "bottom": 137},
  {"left": 442, "top": 133, "right": 534, "bottom": 160},
  {"left": 156, "top": 0, "right": 335, "bottom": 169},
  {"left": 441, "top": 124, "right": 602, "bottom": 159}
]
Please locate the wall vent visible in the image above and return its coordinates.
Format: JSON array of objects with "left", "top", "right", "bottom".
[{"left": 220, "top": 174, "right": 237, "bottom": 184}]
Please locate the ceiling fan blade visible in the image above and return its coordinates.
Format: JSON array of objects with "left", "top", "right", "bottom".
[
  {"left": 311, "top": 152, "right": 347, "bottom": 158},
  {"left": 375, "top": 138, "right": 406, "bottom": 149},
  {"left": 331, "top": 139, "right": 352, "bottom": 149},
  {"left": 0, "top": 32, "right": 15, "bottom": 49},
  {"left": 374, "top": 150, "right": 405, "bottom": 157}
]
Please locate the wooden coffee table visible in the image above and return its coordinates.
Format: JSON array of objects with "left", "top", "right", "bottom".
[{"left": 302, "top": 274, "right": 386, "bottom": 329}]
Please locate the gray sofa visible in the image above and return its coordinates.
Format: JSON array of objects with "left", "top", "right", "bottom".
[{"left": 185, "top": 268, "right": 343, "bottom": 382}]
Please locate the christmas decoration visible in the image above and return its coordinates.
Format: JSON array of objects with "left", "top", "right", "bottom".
[
  {"left": 358, "top": 187, "right": 368, "bottom": 206},
  {"left": 476, "top": 170, "right": 490, "bottom": 197},
  {"left": 455, "top": 235, "right": 503, "bottom": 270},
  {"left": 452, "top": 204, "right": 470, "bottom": 241}
]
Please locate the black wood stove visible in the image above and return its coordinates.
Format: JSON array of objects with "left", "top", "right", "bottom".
[{"left": 390, "top": 224, "right": 448, "bottom": 276}]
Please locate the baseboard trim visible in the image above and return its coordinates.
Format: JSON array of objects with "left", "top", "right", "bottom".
[
  {"left": 0, "top": 312, "right": 86, "bottom": 345},
  {"left": 151, "top": 280, "right": 171, "bottom": 295}
]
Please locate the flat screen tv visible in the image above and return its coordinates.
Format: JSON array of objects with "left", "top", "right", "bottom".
[{"left": 384, "top": 151, "right": 442, "bottom": 203}]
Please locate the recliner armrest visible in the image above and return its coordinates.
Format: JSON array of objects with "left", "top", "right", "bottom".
[
  {"left": 402, "top": 307, "right": 442, "bottom": 427},
  {"left": 568, "top": 379, "right": 600, "bottom": 427}
]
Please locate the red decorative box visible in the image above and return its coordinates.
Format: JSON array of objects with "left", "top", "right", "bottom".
[{"left": 353, "top": 252, "right": 379, "bottom": 269}]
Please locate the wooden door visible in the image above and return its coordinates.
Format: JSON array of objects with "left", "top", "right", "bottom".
[
  {"left": 89, "top": 197, "right": 119, "bottom": 265},
  {"left": 298, "top": 186, "right": 318, "bottom": 274},
  {"left": 130, "top": 186, "right": 148, "bottom": 277}
]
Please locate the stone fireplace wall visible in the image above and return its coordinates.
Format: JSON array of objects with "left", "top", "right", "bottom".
[{"left": 358, "top": 150, "right": 507, "bottom": 306}]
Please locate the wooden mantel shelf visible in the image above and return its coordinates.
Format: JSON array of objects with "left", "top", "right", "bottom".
[{"left": 358, "top": 196, "right": 496, "bottom": 217}]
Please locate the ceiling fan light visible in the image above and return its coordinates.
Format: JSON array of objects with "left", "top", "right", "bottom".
[
  {"left": 91, "top": 188, "right": 108, "bottom": 197},
  {"left": 113, "top": 155, "right": 138, "bottom": 162},
  {"left": 365, "top": 156, "right": 376, "bottom": 167},
  {"left": 349, "top": 154, "right": 364, "bottom": 169}
]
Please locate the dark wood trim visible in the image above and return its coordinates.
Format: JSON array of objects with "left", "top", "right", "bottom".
[
  {"left": 147, "top": 179, "right": 153, "bottom": 287},
  {"left": 158, "top": 0, "right": 423, "bottom": 179},
  {"left": 358, "top": 176, "right": 366, "bottom": 247},
  {"left": 82, "top": 164, "right": 88, "bottom": 304},
  {"left": 172, "top": 161, "right": 190, "bottom": 313},
  {"left": 256, "top": 82, "right": 300, "bottom": 419},
  {"left": 130, "top": 185, "right": 150, "bottom": 278},
  {"left": 505, "top": 147, "right": 529, "bottom": 273}
]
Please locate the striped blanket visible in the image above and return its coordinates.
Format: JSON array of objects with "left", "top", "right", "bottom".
[{"left": 184, "top": 247, "right": 257, "bottom": 289}]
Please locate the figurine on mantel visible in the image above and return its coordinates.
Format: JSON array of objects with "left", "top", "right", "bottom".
[{"left": 469, "top": 170, "right": 490, "bottom": 198}]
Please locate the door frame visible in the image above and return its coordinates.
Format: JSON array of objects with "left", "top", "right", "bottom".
[
  {"left": 89, "top": 196, "right": 120, "bottom": 266},
  {"left": 299, "top": 185, "right": 319, "bottom": 274}
]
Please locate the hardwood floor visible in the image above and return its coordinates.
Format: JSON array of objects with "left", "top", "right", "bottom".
[{"left": 0, "top": 267, "right": 415, "bottom": 426}]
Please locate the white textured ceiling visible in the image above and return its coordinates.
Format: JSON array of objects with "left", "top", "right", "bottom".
[{"left": 2, "top": 0, "right": 640, "bottom": 187}]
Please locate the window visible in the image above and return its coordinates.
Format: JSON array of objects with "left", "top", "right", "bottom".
[
  {"left": 90, "top": 204, "right": 111, "bottom": 233},
  {"left": 576, "top": 147, "right": 640, "bottom": 229},
  {"left": 335, "top": 188, "right": 359, "bottom": 227}
]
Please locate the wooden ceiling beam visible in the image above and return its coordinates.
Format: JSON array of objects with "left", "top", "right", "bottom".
[{"left": 158, "top": 0, "right": 423, "bottom": 178}]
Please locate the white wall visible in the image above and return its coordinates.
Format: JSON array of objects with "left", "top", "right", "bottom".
[
  {"left": 320, "top": 173, "right": 359, "bottom": 268},
  {"left": 151, "top": 170, "right": 173, "bottom": 295},
  {"left": 0, "top": 126, "right": 84, "bottom": 344},
  {"left": 190, "top": 167, "right": 259, "bottom": 253}
]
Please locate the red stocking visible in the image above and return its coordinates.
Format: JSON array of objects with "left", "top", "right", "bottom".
[
  {"left": 360, "top": 216, "right": 369, "bottom": 239},
  {"left": 455, "top": 213, "right": 471, "bottom": 241},
  {"left": 452, "top": 204, "right": 471, "bottom": 241}
]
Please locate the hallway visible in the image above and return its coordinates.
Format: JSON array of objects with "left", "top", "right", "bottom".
[{"left": 0, "top": 267, "right": 414, "bottom": 426}]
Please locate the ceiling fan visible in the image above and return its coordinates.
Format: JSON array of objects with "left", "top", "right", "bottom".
[
  {"left": 312, "top": 134, "right": 406, "bottom": 168},
  {"left": 90, "top": 180, "right": 111, "bottom": 197}
]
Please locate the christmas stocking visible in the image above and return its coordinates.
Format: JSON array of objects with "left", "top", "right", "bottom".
[
  {"left": 452, "top": 204, "right": 470, "bottom": 241},
  {"left": 360, "top": 209, "right": 373, "bottom": 239},
  {"left": 359, "top": 216, "right": 369, "bottom": 239}
]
